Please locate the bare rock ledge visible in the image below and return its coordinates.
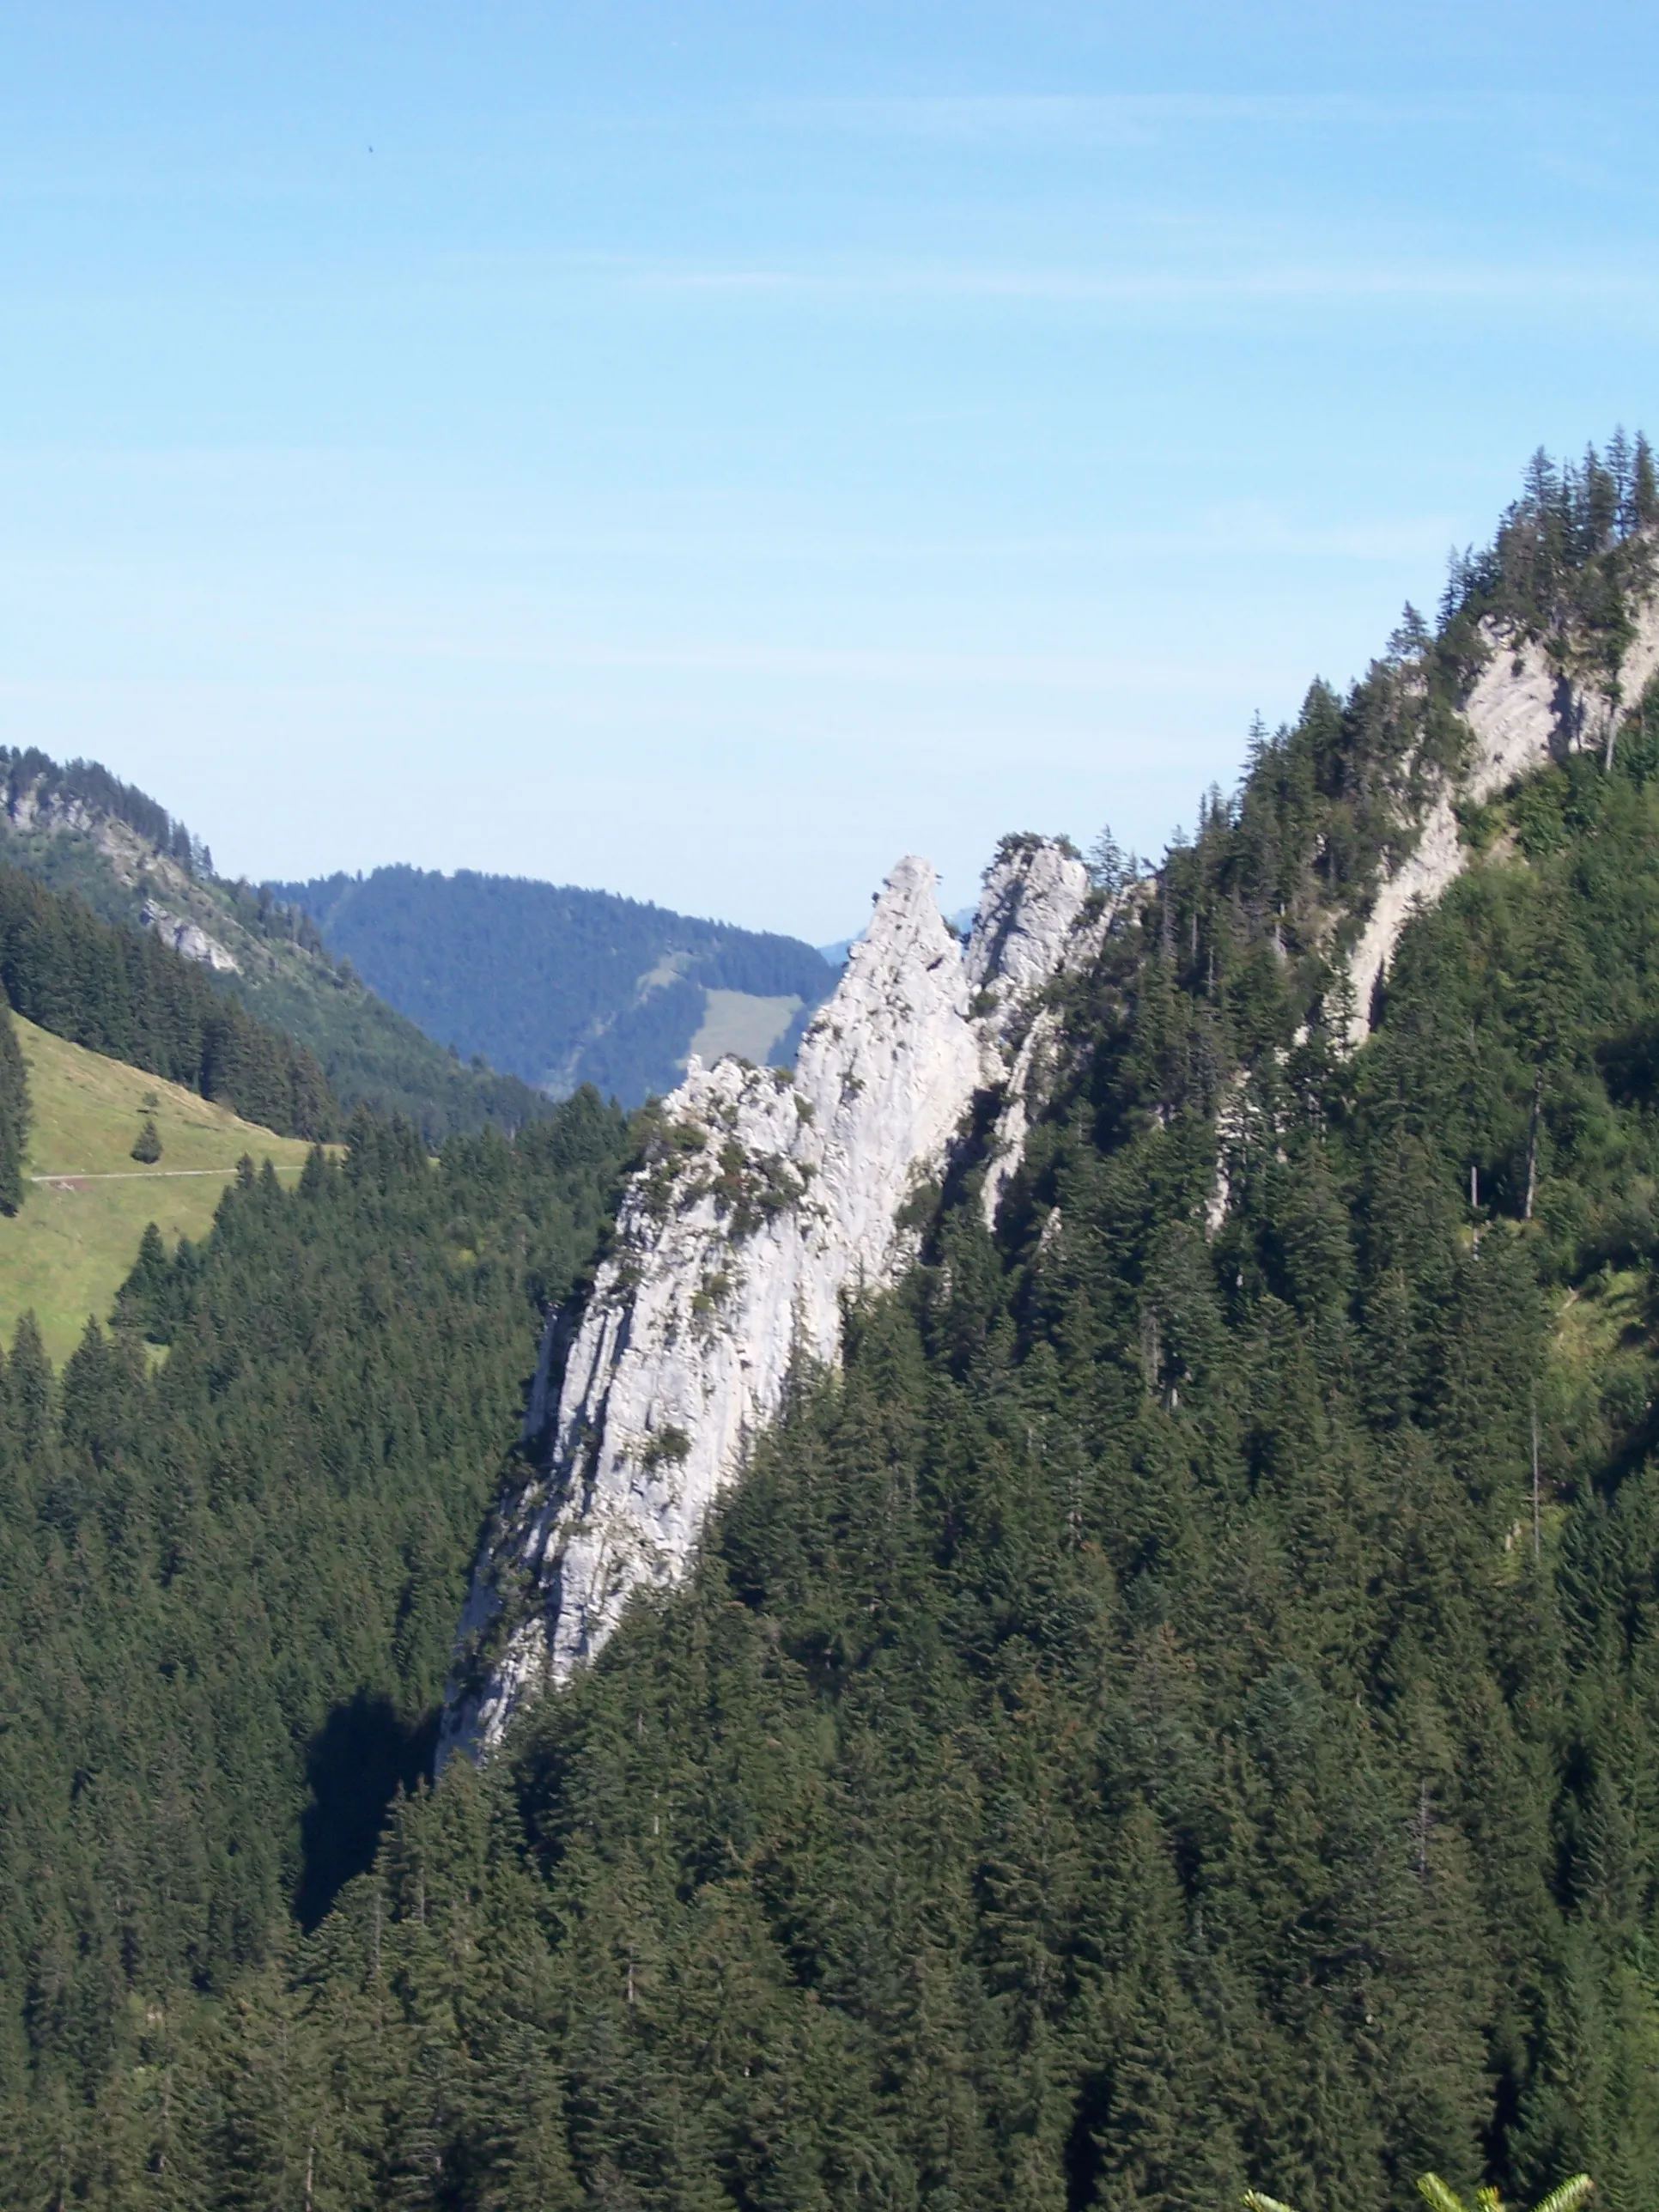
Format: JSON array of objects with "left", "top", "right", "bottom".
[
  {"left": 441, "top": 840, "right": 1091, "bottom": 1759},
  {"left": 1342, "top": 600, "right": 1659, "bottom": 1042}
]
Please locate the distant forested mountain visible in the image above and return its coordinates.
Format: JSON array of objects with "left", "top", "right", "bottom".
[
  {"left": 272, "top": 865, "right": 835, "bottom": 1105},
  {"left": 0, "top": 750, "right": 550, "bottom": 1142}
]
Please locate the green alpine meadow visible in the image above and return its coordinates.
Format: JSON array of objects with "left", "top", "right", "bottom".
[{"left": 9, "top": 444, "right": 1659, "bottom": 2210}]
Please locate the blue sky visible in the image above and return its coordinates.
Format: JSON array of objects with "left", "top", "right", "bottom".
[{"left": 3, "top": 3, "right": 1658, "bottom": 941}]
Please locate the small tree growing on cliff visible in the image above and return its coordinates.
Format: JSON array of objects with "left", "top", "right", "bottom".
[
  {"left": 0, "top": 1001, "right": 27, "bottom": 1213},
  {"left": 1243, "top": 2175, "right": 1594, "bottom": 2212},
  {"left": 1416, "top": 2174, "right": 1593, "bottom": 2212}
]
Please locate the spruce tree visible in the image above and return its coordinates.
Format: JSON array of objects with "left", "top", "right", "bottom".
[{"left": 0, "top": 999, "right": 27, "bottom": 1214}]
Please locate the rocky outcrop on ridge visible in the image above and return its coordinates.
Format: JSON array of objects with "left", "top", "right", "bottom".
[
  {"left": 141, "top": 898, "right": 240, "bottom": 973},
  {"left": 446, "top": 587, "right": 1659, "bottom": 1759},
  {"left": 6, "top": 774, "right": 234, "bottom": 970},
  {"left": 441, "top": 839, "right": 1091, "bottom": 1758},
  {"left": 1341, "top": 598, "right": 1659, "bottom": 1042}
]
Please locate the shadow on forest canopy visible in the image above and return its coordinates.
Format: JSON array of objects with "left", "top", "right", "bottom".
[{"left": 295, "top": 1691, "right": 440, "bottom": 1931}]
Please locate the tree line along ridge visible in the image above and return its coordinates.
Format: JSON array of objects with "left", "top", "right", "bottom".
[{"left": 3, "top": 439, "right": 1659, "bottom": 2207}]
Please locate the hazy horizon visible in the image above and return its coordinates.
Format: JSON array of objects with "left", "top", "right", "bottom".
[{"left": 4, "top": 2, "right": 1658, "bottom": 941}]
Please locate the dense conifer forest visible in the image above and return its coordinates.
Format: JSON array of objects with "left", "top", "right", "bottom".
[
  {"left": 0, "top": 864, "right": 337, "bottom": 1139},
  {"left": 0, "top": 759, "right": 554, "bottom": 1144},
  {"left": 8, "top": 445, "right": 1659, "bottom": 2208},
  {"left": 0, "top": 1095, "right": 629, "bottom": 2203}
]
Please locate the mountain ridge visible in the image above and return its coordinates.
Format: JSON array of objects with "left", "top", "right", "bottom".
[
  {"left": 446, "top": 441, "right": 1659, "bottom": 1765},
  {"left": 0, "top": 748, "right": 550, "bottom": 1140},
  {"left": 272, "top": 863, "right": 836, "bottom": 1108},
  {"left": 14, "top": 437, "right": 1659, "bottom": 2207},
  {"left": 442, "top": 839, "right": 1093, "bottom": 1754}
]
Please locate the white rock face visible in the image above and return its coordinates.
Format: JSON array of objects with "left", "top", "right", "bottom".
[
  {"left": 1343, "top": 599, "right": 1659, "bottom": 1042},
  {"left": 979, "top": 1006, "right": 1061, "bottom": 1231},
  {"left": 1340, "top": 793, "right": 1465, "bottom": 1045},
  {"left": 4, "top": 775, "right": 238, "bottom": 962},
  {"left": 975, "top": 878, "right": 1117, "bottom": 1230},
  {"left": 443, "top": 842, "right": 1091, "bottom": 1757},
  {"left": 7, "top": 787, "right": 94, "bottom": 836},
  {"left": 141, "top": 899, "right": 240, "bottom": 974}
]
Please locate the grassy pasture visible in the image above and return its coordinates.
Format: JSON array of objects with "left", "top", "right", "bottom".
[
  {"left": 686, "top": 988, "right": 801, "bottom": 1070},
  {"left": 0, "top": 1014, "right": 319, "bottom": 1364}
]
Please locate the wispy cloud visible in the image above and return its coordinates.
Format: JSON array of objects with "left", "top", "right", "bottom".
[
  {"left": 593, "top": 247, "right": 1657, "bottom": 319},
  {"left": 16, "top": 241, "right": 1653, "bottom": 328},
  {"left": 380, "top": 631, "right": 1316, "bottom": 694},
  {"left": 422, "top": 512, "right": 1454, "bottom": 568},
  {"left": 792, "top": 90, "right": 1577, "bottom": 143}
]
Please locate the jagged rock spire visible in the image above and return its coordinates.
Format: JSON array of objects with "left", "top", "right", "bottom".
[{"left": 441, "top": 839, "right": 1090, "bottom": 1759}]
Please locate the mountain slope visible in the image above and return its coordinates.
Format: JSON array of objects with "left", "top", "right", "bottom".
[
  {"left": 273, "top": 864, "right": 836, "bottom": 1107},
  {"left": 451, "top": 477, "right": 1659, "bottom": 1753},
  {"left": 0, "top": 750, "right": 550, "bottom": 1140},
  {"left": 444, "top": 839, "right": 1093, "bottom": 1752},
  {"left": 411, "top": 437, "right": 1659, "bottom": 2208},
  {"left": 0, "top": 1012, "right": 320, "bottom": 1362},
  {"left": 15, "top": 440, "right": 1659, "bottom": 2209},
  {"left": 0, "top": 1093, "right": 632, "bottom": 2156},
  {"left": 0, "top": 859, "right": 337, "bottom": 1142}
]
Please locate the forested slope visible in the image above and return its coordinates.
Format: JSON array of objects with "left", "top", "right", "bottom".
[
  {"left": 274, "top": 865, "right": 834, "bottom": 1106},
  {"left": 0, "top": 862, "right": 336, "bottom": 1139},
  {"left": 0, "top": 1097, "right": 630, "bottom": 2199},
  {"left": 9, "top": 443, "right": 1659, "bottom": 2209},
  {"left": 0, "top": 752, "right": 551, "bottom": 1141}
]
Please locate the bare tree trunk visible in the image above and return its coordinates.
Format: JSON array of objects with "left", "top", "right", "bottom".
[
  {"left": 1603, "top": 670, "right": 1625, "bottom": 770},
  {"left": 1524, "top": 1066, "right": 1544, "bottom": 1221}
]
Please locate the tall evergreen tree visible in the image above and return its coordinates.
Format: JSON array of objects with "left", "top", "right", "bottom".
[
  {"left": 0, "top": 997, "right": 27, "bottom": 1213},
  {"left": 15, "top": 440, "right": 1659, "bottom": 2208}
]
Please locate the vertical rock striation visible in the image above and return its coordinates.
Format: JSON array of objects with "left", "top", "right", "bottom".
[
  {"left": 140, "top": 899, "right": 240, "bottom": 973},
  {"left": 1342, "top": 599, "right": 1659, "bottom": 1042},
  {"left": 442, "top": 841, "right": 1091, "bottom": 1758}
]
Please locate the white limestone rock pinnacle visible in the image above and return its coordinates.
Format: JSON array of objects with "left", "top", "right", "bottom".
[
  {"left": 442, "top": 840, "right": 1091, "bottom": 1759},
  {"left": 1342, "top": 595, "right": 1659, "bottom": 1044},
  {"left": 975, "top": 879, "right": 1119, "bottom": 1231}
]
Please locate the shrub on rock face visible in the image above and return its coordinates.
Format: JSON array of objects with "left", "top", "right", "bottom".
[
  {"left": 131, "top": 1115, "right": 161, "bottom": 1164},
  {"left": 1243, "top": 2172, "right": 1595, "bottom": 2212}
]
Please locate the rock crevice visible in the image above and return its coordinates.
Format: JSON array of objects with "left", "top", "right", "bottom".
[
  {"left": 443, "top": 842, "right": 1090, "bottom": 1758},
  {"left": 1343, "top": 601, "right": 1659, "bottom": 1042}
]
